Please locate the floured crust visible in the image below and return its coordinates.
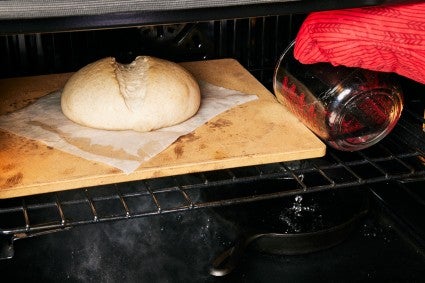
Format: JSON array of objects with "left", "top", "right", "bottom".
[
  {"left": 61, "top": 56, "right": 201, "bottom": 132},
  {"left": 115, "top": 56, "right": 149, "bottom": 112}
]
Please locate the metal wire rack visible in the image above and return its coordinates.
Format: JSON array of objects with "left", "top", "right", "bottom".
[{"left": 0, "top": 107, "right": 424, "bottom": 243}]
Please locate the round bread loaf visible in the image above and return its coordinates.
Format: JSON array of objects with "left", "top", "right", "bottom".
[{"left": 61, "top": 56, "right": 201, "bottom": 132}]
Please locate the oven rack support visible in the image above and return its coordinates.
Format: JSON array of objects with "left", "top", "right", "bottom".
[{"left": 0, "top": 109, "right": 424, "bottom": 259}]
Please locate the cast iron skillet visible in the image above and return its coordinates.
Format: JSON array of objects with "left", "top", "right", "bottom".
[{"left": 209, "top": 188, "right": 369, "bottom": 276}]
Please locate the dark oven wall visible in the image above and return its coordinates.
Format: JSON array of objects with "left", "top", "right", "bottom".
[{"left": 0, "top": 15, "right": 307, "bottom": 91}]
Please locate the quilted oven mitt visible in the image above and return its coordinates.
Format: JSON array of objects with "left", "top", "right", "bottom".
[{"left": 294, "top": 2, "right": 425, "bottom": 85}]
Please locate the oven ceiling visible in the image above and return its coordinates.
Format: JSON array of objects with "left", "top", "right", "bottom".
[
  {"left": 0, "top": 0, "right": 304, "bottom": 19},
  {"left": 0, "top": 0, "right": 411, "bottom": 34}
]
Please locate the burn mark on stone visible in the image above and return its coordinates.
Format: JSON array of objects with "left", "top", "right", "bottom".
[
  {"left": 207, "top": 118, "right": 232, "bottom": 129},
  {"left": 176, "top": 132, "right": 199, "bottom": 143},
  {"left": 6, "top": 172, "right": 23, "bottom": 187},
  {"left": 174, "top": 145, "right": 184, "bottom": 158},
  {"left": 214, "top": 150, "right": 227, "bottom": 159},
  {"left": 108, "top": 168, "right": 122, "bottom": 174},
  {"left": 172, "top": 133, "right": 200, "bottom": 158},
  {"left": 2, "top": 163, "right": 16, "bottom": 172},
  {"left": 4, "top": 98, "right": 38, "bottom": 114},
  {"left": 61, "top": 168, "right": 76, "bottom": 175},
  {"left": 19, "top": 139, "right": 40, "bottom": 151}
]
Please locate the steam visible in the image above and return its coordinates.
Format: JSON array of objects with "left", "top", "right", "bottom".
[{"left": 62, "top": 208, "right": 237, "bottom": 282}]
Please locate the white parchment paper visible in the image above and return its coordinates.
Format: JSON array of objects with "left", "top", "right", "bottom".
[{"left": 0, "top": 81, "right": 257, "bottom": 173}]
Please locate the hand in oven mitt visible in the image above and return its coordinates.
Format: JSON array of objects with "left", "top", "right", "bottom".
[{"left": 294, "top": 2, "right": 425, "bottom": 84}]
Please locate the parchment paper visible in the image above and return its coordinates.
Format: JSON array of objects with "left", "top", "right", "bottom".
[{"left": 0, "top": 81, "right": 257, "bottom": 174}]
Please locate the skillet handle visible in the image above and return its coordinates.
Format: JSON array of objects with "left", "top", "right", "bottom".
[{"left": 209, "top": 234, "right": 265, "bottom": 277}]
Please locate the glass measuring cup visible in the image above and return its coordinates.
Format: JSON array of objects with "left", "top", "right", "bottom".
[{"left": 273, "top": 41, "right": 404, "bottom": 151}]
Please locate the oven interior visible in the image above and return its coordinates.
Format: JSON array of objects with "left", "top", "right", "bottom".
[{"left": 1, "top": 1, "right": 425, "bottom": 281}]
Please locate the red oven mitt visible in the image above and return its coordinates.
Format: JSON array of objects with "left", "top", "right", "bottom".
[{"left": 294, "top": 2, "right": 425, "bottom": 84}]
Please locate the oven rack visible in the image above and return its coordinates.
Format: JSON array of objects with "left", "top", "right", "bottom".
[{"left": 0, "top": 108, "right": 424, "bottom": 257}]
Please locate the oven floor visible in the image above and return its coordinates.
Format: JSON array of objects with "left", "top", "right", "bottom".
[
  {"left": 224, "top": 208, "right": 425, "bottom": 282},
  {"left": 0, "top": 187, "right": 424, "bottom": 282}
]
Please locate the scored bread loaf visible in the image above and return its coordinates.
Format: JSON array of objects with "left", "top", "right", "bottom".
[{"left": 61, "top": 56, "right": 201, "bottom": 132}]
